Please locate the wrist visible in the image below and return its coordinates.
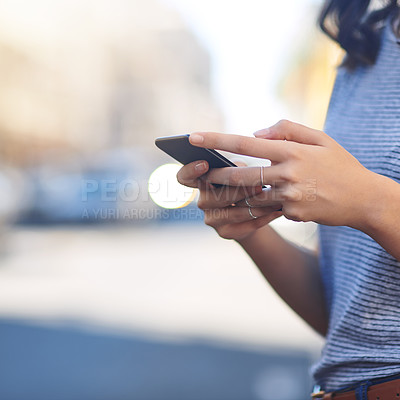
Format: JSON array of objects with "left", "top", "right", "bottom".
[
  {"left": 350, "top": 170, "right": 398, "bottom": 236},
  {"left": 235, "top": 229, "right": 260, "bottom": 247},
  {"left": 235, "top": 224, "right": 276, "bottom": 249}
]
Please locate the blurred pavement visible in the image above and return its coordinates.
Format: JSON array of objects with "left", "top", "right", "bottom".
[
  {"left": 0, "top": 223, "right": 324, "bottom": 400},
  {"left": 0, "top": 223, "right": 323, "bottom": 351}
]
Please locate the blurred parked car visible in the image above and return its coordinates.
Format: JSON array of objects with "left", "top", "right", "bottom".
[{"left": 17, "top": 147, "right": 160, "bottom": 225}]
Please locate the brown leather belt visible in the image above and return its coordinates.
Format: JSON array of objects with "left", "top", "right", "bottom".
[{"left": 311, "top": 376, "right": 400, "bottom": 400}]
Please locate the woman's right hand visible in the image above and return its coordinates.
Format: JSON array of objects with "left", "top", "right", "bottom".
[{"left": 177, "top": 161, "right": 283, "bottom": 241}]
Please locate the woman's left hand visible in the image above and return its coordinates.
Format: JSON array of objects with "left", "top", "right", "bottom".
[{"left": 189, "top": 120, "right": 380, "bottom": 230}]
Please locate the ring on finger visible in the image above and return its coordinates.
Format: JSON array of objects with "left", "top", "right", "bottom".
[
  {"left": 260, "top": 166, "right": 264, "bottom": 186},
  {"left": 248, "top": 207, "right": 257, "bottom": 219},
  {"left": 245, "top": 197, "right": 253, "bottom": 208}
]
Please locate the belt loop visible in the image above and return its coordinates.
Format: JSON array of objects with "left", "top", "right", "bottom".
[{"left": 355, "top": 381, "right": 371, "bottom": 400}]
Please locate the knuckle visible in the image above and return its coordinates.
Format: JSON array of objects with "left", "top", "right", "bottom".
[
  {"left": 284, "top": 212, "right": 299, "bottom": 222},
  {"left": 285, "top": 214, "right": 298, "bottom": 222},
  {"left": 276, "top": 119, "right": 291, "bottom": 130},
  {"left": 280, "top": 190, "right": 293, "bottom": 202},
  {"left": 216, "top": 226, "right": 234, "bottom": 240},
  {"left": 284, "top": 142, "right": 299, "bottom": 160},
  {"left": 235, "top": 136, "right": 249, "bottom": 154},
  {"left": 283, "top": 206, "right": 303, "bottom": 222},
  {"left": 197, "top": 198, "right": 206, "bottom": 210},
  {"left": 282, "top": 187, "right": 301, "bottom": 202},
  {"left": 281, "top": 165, "right": 299, "bottom": 183},
  {"left": 203, "top": 212, "right": 213, "bottom": 226}
]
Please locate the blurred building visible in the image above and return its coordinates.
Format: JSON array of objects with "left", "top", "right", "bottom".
[
  {"left": 277, "top": 8, "right": 344, "bottom": 130},
  {"left": 0, "top": 0, "right": 223, "bottom": 166}
]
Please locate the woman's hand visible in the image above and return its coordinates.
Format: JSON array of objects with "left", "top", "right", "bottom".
[
  {"left": 188, "top": 120, "right": 379, "bottom": 230},
  {"left": 177, "top": 160, "right": 283, "bottom": 241}
]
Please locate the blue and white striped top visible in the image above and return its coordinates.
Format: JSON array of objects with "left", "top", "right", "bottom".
[{"left": 311, "top": 19, "right": 400, "bottom": 391}]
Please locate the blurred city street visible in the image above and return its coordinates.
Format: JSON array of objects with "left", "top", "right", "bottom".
[
  {"left": 0, "top": 223, "right": 322, "bottom": 350},
  {"left": 0, "top": 223, "right": 323, "bottom": 400}
]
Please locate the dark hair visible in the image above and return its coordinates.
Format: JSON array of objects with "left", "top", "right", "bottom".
[{"left": 319, "top": 0, "right": 399, "bottom": 70}]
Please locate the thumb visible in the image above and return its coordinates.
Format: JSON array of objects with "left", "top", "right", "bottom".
[{"left": 254, "top": 119, "right": 327, "bottom": 146}]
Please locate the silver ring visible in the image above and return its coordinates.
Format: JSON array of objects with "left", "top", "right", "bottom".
[
  {"left": 248, "top": 207, "right": 257, "bottom": 219},
  {"left": 260, "top": 166, "right": 264, "bottom": 186},
  {"left": 245, "top": 197, "right": 253, "bottom": 207}
]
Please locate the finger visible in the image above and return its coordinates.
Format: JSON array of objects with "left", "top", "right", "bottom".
[
  {"left": 177, "top": 160, "right": 209, "bottom": 188},
  {"left": 204, "top": 206, "right": 280, "bottom": 228},
  {"left": 198, "top": 184, "right": 262, "bottom": 209},
  {"left": 216, "top": 212, "right": 283, "bottom": 240},
  {"left": 205, "top": 165, "right": 282, "bottom": 187},
  {"left": 253, "top": 119, "right": 328, "bottom": 146},
  {"left": 204, "top": 160, "right": 247, "bottom": 190},
  {"left": 235, "top": 187, "right": 283, "bottom": 208},
  {"left": 189, "top": 132, "right": 289, "bottom": 162}
]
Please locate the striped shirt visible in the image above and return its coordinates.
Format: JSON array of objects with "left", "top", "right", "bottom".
[{"left": 311, "top": 19, "right": 400, "bottom": 391}]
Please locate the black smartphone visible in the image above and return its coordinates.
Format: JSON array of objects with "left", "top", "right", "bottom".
[{"left": 155, "top": 134, "right": 237, "bottom": 168}]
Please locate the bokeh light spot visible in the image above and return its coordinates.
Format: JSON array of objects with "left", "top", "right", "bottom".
[{"left": 148, "top": 163, "right": 197, "bottom": 209}]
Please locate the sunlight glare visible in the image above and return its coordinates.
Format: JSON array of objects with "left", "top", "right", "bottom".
[{"left": 148, "top": 163, "right": 197, "bottom": 209}]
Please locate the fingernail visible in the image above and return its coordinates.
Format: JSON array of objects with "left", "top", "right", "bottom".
[
  {"left": 195, "top": 162, "right": 207, "bottom": 172},
  {"left": 254, "top": 128, "right": 270, "bottom": 138},
  {"left": 190, "top": 133, "right": 204, "bottom": 144}
]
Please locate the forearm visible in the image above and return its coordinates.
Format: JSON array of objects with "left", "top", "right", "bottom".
[
  {"left": 359, "top": 172, "right": 400, "bottom": 261},
  {"left": 237, "top": 225, "right": 328, "bottom": 336}
]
